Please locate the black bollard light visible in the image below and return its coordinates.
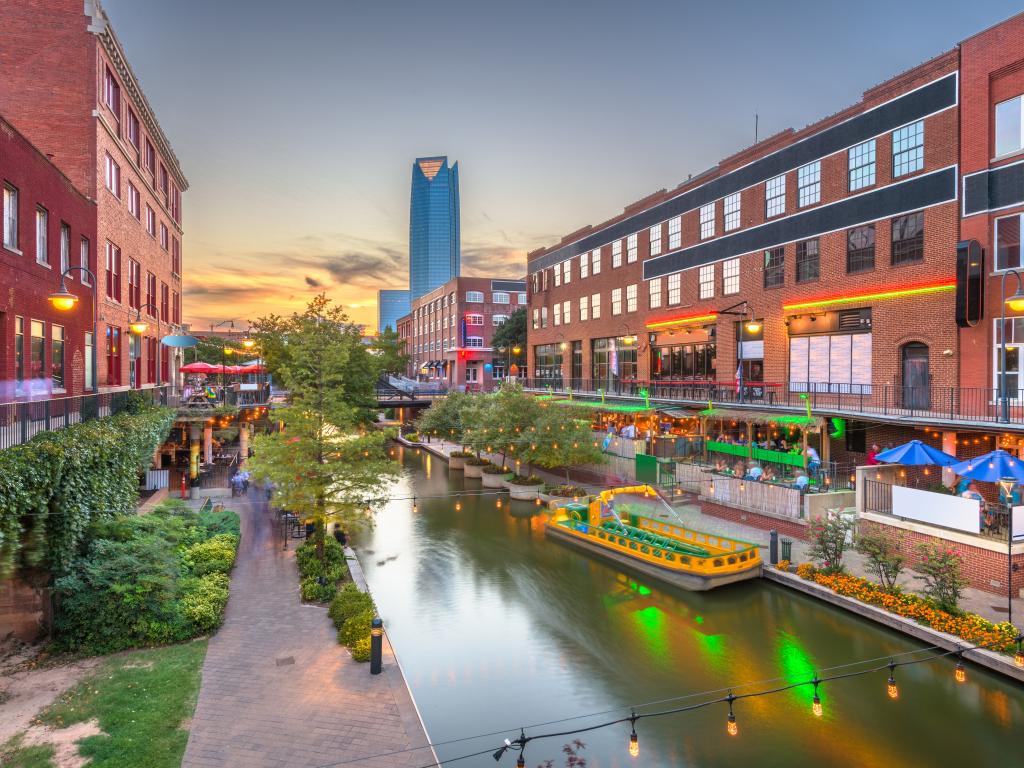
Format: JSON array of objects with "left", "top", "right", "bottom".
[
  {"left": 370, "top": 616, "right": 383, "bottom": 675},
  {"left": 769, "top": 529, "right": 779, "bottom": 565}
]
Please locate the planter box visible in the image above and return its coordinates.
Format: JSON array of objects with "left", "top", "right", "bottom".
[
  {"left": 504, "top": 481, "right": 543, "bottom": 500},
  {"left": 448, "top": 455, "right": 467, "bottom": 470},
  {"left": 464, "top": 463, "right": 487, "bottom": 478},
  {"left": 482, "top": 471, "right": 511, "bottom": 488}
]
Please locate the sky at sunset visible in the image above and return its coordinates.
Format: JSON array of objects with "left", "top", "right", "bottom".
[{"left": 103, "top": 0, "right": 1022, "bottom": 333}]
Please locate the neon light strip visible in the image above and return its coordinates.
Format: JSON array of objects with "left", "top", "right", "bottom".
[
  {"left": 646, "top": 313, "right": 719, "bottom": 330},
  {"left": 782, "top": 282, "right": 955, "bottom": 311}
]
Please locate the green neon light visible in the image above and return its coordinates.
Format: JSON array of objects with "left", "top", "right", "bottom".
[
  {"left": 552, "top": 399, "right": 654, "bottom": 413},
  {"left": 783, "top": 282, "right": 955, "bottom": 311}
]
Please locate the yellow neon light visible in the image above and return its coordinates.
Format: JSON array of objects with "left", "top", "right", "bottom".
[
  {"left": 782, "top": 283, "right": 955, "bottom": 311},
  {"left": 646, "top": 313, "right": 719, "bottom": 330}
]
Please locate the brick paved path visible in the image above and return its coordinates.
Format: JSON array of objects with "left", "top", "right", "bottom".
[{"left": 182, "top": 491, "right": 435, "bottom": 768}]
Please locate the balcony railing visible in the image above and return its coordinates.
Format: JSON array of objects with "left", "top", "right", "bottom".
[
  {"left": 521, "top": 378, "right": 1024, "bottom": 427},
  {"left": 0, "top": 386, "right": 173, "bottom": 451}
]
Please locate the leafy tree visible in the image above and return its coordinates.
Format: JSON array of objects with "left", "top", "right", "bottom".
[
  {"left": 854, "top": 529, "right": 905, "bottom": 592},
  {"left": 807, "top": 515, "right": 854, "bottom": 574},
  {"left": 246, "top": 296, "right": 399, "bottom": 560},
  {"left": 371, "top": 326, "right": 410, "bottom": 376},
  {"left": 522, "top": 404, "right": 603, "bottom": 483},
  {"left": 491, "top": 308, "right": 527, "bottom": 363},
  {"left": 462, "top": 383, "right": 545, "bottom": 470},
  {"left": 416, "top": 390, "right": 473, "bottom": 444},
  {"left": 914, "top": 542, "right": 968, "bottom": 612},
  {"left": 190, "top": 336, "right": 245, "bottom": 365}
]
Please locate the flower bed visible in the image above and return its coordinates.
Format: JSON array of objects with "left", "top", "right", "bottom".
[{"left": 795, "top": 564, "right": 1018, "bottom": 654}]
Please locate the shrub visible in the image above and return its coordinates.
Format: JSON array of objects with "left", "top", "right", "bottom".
[
  {"left": 338, "top": 608, "right": 376, "bottom": 648},
  {"left": 547, "top": 484, "right": 587, "bottom": 496},
  {"left": 295, "top": 537, "right": 347, "bottom": 581},
  {"left": 404, "top": 432, "right": 420, "bottom": 443},
  {"left": 328, "top": 583, "right": 375, "bottom": 629},
  {"left": 197, "top": 509, "right": 241, "bottom": 538},
  {"left": 466, "top": 457, "right": 492, "bottom": 466},
  {"left": 482, "top": 464, "right": 509, "bottom": 474},
  {"left": 450, "top": 450, "right": 475, "bottom": 458},
  {"left": 348, "top": 636, "right": 372, "bottom": 662},
  {"left": 807, "top": 515, "right": 854, "bottom": 574},
  {"left": 185, "top": 534, "right": 239, "bottom": 576},
  {"left": 915, "top": 542, "right": 968, "bottom": 613},
  {"left": 300, "top": 576, "right": 337, "bottom": 603},
  {"left": 855, "top": 529, "right": 905, "bottom": 592},
  {"left": 180, "top": 573, "right": 231, "bottom": 633},
  {"left": 508, "top": 474, "right": 544, "bottom": 486}
]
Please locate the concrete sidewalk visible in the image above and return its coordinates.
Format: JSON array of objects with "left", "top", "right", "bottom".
[{"left": 182, "top": 490, "right": 434, "bottom": 768}]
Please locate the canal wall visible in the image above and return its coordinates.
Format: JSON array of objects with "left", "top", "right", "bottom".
[{"left": 765, "top": 568, "right": 1024, "bottom": 684}]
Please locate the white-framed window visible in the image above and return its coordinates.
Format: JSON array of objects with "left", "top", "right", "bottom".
[
  {"left": 104, "top": 153, "right": 120, "bottom": 197},
  {"left": 892, "top": 121, "right": 924, "bottom": 177},
  {"left": 724, "top": 192, "right": 741, "bottom": 232},
  {"left": 649, "top": 224, "right": 662, "bottom": 256},
  {"left": 159, "top": 222, "right": 168, "bottom": 251},
  {"left": 627, "top": 233, "right": 638, "bottom": 263},
  {"left": 612, "top": 240, "right": 622, "bottom": 268},
  {"left": 699, "top": 264, "right": 714, "bottom": 299},
  {"left": 580, "top": 252, "right": 589, "bottom": 279},
  {"left": 493, "top": 291, "right": 510, "bottom": 304},
  {"left": 580, "top": 295, "right": 589, "bottom": 321},
  {"left": 626, "top": 284, "right": 637, "bottom": 312},
  {"left": 667, "top": 216, "right": 682, "bottom": 250},
  {"left": 649, "top": 278, "right": 662, "bottom": 309},
  {"left": 848, "top": 139, "right": 876, "bottom": 191},
  {"left": 591, "top": 293, "right": 601, "bottom": 319},
  {"left": 35, "top": 207, "right": 48, "bottom": 266},
  {"left": 146, "top": 205, "right": 156, "bottom": 236},
  {"left": 466, "top": 290, "right": 484, "bottom": 303},
  {"left": 553, "top": 302, "right": 561, "bottom": 326},
  {"left": 995, "top": 213, "right": 1023, "bottom": 271},
  {"left": 591, "top": 248, "right": 601, "bottom": 275},
  {"left": 541, "top": 306, "right": 548, "bottom": 327},
  {"left": 554, "top": 264, "right": 561, "bottom": 287},
  {"left": 611, "top": 288, "right": 622, "bottom": 315},
  {"left": 466, "top": 313, "right": 484, "bottom": 325},
  {"left": 995, "top": 95, "right": 1024, "bottom": 158},
  {"left": 59, "top": 222, "right": 70, "bottom": 273},
  {"left": 465, "top": 336, "right": 484, "bottom": 348},
  {"left": 466, "top": 362, "right": 480, "bottom": 382},
  {"left": 996, "top": 317, "right": 1024, "bottom": 399},
  {"left": 517, "top": 292, "right": 527, "bottom": 304},
  {"left": 563, "top": 260, "right": 571, "bottom": 284},
  {"left": 532, "top": 308, "right": 540, "bottom": 329},
  {"left": 765, "top": 174, "right": 786, "bottom": 218},
  {"left": 3, "top": 183, "right": 18, "bottom": 250},
  {"left": 797, "top": 161, "right": 820, "bottom": 207},
  {"left": 699, "top": 203, "right": 715, "bottom": 240},
  {"left": 80, "top": 237, "right": 90, "bottom": 285},
  {"left": 127, "top": 183, "right": 140, "bottom": 219},
  {"left": 493, "top": 314, "right": 509, "bottom": 325},
  {"left": 789, "top": 333, "right": 872, "bottom": 394},
  {"left": 563, "top": 300, "right": 570, "bottom": 322},
  {"left": 723, "top": 257, "right": 740, "bottom": 295},
  {"left": 667, "top": 273, "right": 681, "bottom": 305}
]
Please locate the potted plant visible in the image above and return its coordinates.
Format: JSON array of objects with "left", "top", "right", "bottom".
[
  {"left": 403, "top": 431, "right": 420, "bottom": 444},
  {"left": 503, "top": 473, "right": 545, "bottom": 501},
  {"left": 481, "top": 462, "right": 513, "bottom": 487},
  {"left": 463, "top": 456, "right": 491, "bottom": 478},
  {"left": 448, "top": 449, "right": 474, "bottom": 471},
  {"left": 541, "top": 484, "right": 591, "bottom": 508}
]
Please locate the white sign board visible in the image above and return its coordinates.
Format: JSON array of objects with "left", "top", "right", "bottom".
[
  {"left": 892, "top": 486, "right": 980, "bottom": 534},
  {"left": 1014, "top": 505, "right": 1024, "bottom": 542}
]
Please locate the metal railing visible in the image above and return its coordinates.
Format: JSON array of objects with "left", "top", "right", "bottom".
[
  {"left": 862, "top": 478, "right": 894, "bottom": 514},
  {"left": 521, "top": 378, "right": 1024, "bottom": 426},
  {"left": 0, "top": 386, "right": 172, "bottom": 450}
]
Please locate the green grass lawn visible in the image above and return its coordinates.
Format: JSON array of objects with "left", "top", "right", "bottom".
[
  {"left": 0, "top": 735, "right": 55, "bottom": 768},
  {"left": 31, "top": 640, "right": 208, "bottom": 768}
]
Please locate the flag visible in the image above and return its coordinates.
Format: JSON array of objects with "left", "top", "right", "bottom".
[{"left": 735, "top": 363, "right": 742, "bottom": 394}]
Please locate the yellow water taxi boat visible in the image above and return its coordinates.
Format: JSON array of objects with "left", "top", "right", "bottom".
[{"left": 545, "top": 485, "right": 762, "bottom": 591}]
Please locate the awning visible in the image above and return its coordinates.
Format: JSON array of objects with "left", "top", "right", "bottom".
[
  {"left": 658, "top": 407, "right": 699, "bottom": 419},
  {"left": 698, "top": 407, "right": 824, "bottom": 428}
]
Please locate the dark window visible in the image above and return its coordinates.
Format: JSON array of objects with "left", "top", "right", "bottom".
[
  {"left": 763, "top": 247, "right": 785, "bottom": 288},
  {"left": 847, "top": 224, "right": 875, "bottom": 273},
  {"left": 533, "top": 344, "right": 563, "bottom": 382},
  {"left": 796, "top": 239, "right": 819, "bottom": 283},
  {"left": 891, "top": 212, "right": 924, "bottom": 265}
]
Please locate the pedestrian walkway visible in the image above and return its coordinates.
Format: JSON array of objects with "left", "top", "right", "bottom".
[{"left": 182, "top": 491, "right": 434, "bottom": 768}]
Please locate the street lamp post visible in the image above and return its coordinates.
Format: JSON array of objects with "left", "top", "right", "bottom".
[
  {"left": 48, "top": 267, "right": 98, "bottom": 392},
  {"left": 129, "top": 303, "right": 162, "bottom": 388}
]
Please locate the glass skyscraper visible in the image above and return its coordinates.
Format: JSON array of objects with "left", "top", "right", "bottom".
[
  {"left": 377, "top": 289, "right": 411, "bottom": 333},
  {"left": 409, "top": 156, "right": 460, "bottom": 299}
]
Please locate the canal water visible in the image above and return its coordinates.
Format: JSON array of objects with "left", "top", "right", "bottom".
[{"left": 355, "top": 446, "right": 1022, "bottom": 768}]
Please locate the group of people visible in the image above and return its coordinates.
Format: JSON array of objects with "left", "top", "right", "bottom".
[
  {"left": 712, "top": 459, "right": 813, "bottom": 491},
  {"left": 230, "top": 469, "right": 252, "bottom": 496}
]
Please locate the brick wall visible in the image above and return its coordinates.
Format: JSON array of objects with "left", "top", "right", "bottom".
[{"left": 700, "top": 500, "right": 809, "bottom": 541}]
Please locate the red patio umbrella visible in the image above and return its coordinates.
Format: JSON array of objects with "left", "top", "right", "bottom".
[
  {"left": 181, "top": 361, "right": 219, "bottom": 374},
  {"left": 238, "top": 364, "right": 266, "bottom": 374}
]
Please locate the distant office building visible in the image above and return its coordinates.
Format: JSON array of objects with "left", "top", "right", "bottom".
[
  {"left": 410, "top": 156, "right": 460, "bottom": 299},
  {"left": 377, "top": 289, "right": 411, "bottom": 333}
]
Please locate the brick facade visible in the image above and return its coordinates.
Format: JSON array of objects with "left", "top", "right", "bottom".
[
  {"left": 1, "top": 118, "right": 96, "bottom": 399},
  {"left": 399, "top": 276, "right": 526, "bottom": 389},
  {"left": 0, "top": 0, "right": 187, "bottom": 393}
]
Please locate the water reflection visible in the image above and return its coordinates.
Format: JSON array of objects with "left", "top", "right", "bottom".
[{"left": 355, "top": 447, "right": 1022, "bottom": 768}]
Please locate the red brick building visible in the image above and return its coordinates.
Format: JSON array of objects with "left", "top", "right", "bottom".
[
  {"left": 0, "top": 0, "right": 187, "bottom": 393},
  {"left": 399, "top": 276, "right": 527, "bottom": 390},
  {"left": 1, "top": 118, "right": 96, "bottom": 399}
]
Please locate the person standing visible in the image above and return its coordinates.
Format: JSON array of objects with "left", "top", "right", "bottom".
[{"left": 866, "top": 444, "right": 880, "bottom": 465}]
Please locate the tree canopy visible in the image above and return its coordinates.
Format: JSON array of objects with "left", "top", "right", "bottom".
[
  {"left": 490, "top": 307, "right": 526, "bottom": 354},
  {"left": 370, "top": 326, "right": 410, "bottom": 376}
]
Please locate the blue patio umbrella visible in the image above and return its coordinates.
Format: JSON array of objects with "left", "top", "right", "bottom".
[
  {"left": 161, "top": 334, "right": 199, "bottom": 348},
  {"left": 949, "top": 449, "right": 1024, "bottom": 483},
  {"left": 874, "top": 439, "right": 958, "bottom": 466}
]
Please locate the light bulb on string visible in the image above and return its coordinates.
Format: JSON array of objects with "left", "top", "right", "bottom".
[
  {"left": 887, "top": 661, "right": 898, "bottom": 700},
  {"left": 516, "top": 754, "right": 525, "bottom": 768},
  {"left": 726, "top": 694, "right": 738, "bottom": 737},
  {"left": 628, "top": 714, "right": 639, "bottom": 758},
  {"left": 811, "top": 679, "right": 823, "bottom": 718},
  {"left": 412, "top": 497, "right": 418, "bottom": 513},
  {"left": 534, "top": 497, "right": 542, "bottom": 506}
]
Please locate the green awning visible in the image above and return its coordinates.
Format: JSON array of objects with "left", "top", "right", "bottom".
[
  {"left": 698, "top": 407, "right": 821, "bottom": 428},
  {"left": 549, "top": 399, "right": 654, "bottom": 413}
]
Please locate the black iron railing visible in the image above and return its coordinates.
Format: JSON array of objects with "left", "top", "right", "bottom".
[
  {"left": 0, "top": 386, "right": 172, "bottom": 450},
  {"left": 521, "top": 378, "right": 1024, "bottom": 426}
]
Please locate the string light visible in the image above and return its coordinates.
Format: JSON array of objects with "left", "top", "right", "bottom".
[
  {"left": 811, "top": 679, "right": 822, "bottom": 718},
  {"left": 534, "top": 497, "right": 542, "bottom": 506},
  {"left": 887, "top": 661, "right": 898, "bottom": 700},
  {"left": 726, "top": 694, "right": 738, "bottom": 736},
  {"left": 412, "top": 497, "right": 418, "bottom": 513},
  {"left": 628, "top": 714, "right": 639, "bottom": 758}
]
